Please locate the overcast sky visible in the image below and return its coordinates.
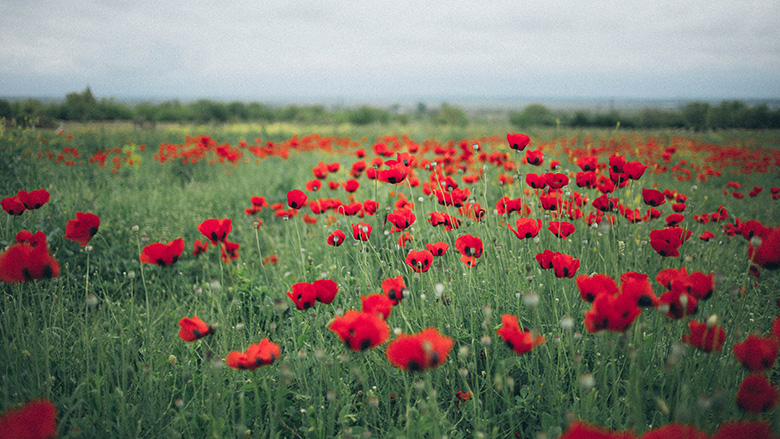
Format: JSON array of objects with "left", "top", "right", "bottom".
[{"left": 2, "top": 0, "right": 779, "bottom": 103}]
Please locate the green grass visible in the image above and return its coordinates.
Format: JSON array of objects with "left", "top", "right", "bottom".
[{"left": 1, "top": 121, "right": 779, "bottom": 438}]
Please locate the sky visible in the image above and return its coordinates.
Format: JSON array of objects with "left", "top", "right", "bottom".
[{"left": 2, "top": 0, "right": 780, "bottom": 104}]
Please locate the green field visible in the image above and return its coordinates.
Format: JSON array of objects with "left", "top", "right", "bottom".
[{"left": 1, "top": 121, "right": 779, "bottom": 438}]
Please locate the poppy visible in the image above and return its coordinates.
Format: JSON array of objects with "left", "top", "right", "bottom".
[
  {"left": 559, "top": 420, "right": 635, "bottom": 439},
  {"left": 262, "top": 254, "right": 278, "bottom": 265},
  {"left": 649, "top": 227, "right": 691, "bottom": 257},
  {"left": 327, "top": 230, "right": 346, "bottom": 247},
  {"left": 0, "top": 237, "right": 60, "bottom": 283},
  {"left": 250, "top": 196, "right": 268, "bottom": 209},
  {"left": 545, "top": 173, "right": 569, "bottom": 189},
  {"left": 343, "top": 179, "right": 360, "bottom": 193},
  {"left": 15, "top": 230, "right": 47, "bottom": 248},
  {"left": 455, "top": 234, "right": 483, "bottom": 258},
  {"left": 387, "top": 208, "right": 416, "bottom": 232},
  {"left": 428, "top": 212, "right": 462, "bottom": 231},
  {"left": 551, "top": 253, "right": 580, "bottom": 278},
  {"left": 382, "top": 275, "right": 407, "bottom": 304},
  {"left": 363, "top": 199, "right": 379, "bottom": 215},
  {"left": 681, "top": 319, "right": 725, "bottom": 352},
  {"left": 198, "top": 218, "right": 232, "bottom": 246},
  {"left": 576, "top": 156, "right": 599, "bottom": 172},
  {"left": 1, "top": 196, "right": 26, "bottom": 216},
  {"left": 425, "top": 242, "right": 449, "bottom": 257},
  {"left": 736, "top": 374, "right": 779, "bottom": 413},
  {"left": 287, "top": 189, "right": 308, "bottom": 210},
  {"left": 287, "top": 282, "right": 318, "bottom": 310},
  {"left": 0, "top": 399, "right": 58, "bottom": 439},
  {"left": 664, "top": 214, "right": 685, "bottom": 227},
  {"left": 535, "top": 249, "right": 558, "bottom": 269},
  {"left": 700, "top": 231, "right": 715, "bottom": 241},
  {"left": 576, "top": 274, "right": 619, "bottom": 303},
  {"left": 584, "top": 292, "right": 641, "bottom": 333},
  {"left": 305, "top": 179, "right": 322, "bottom": 192},
  {"left": 362, "top": 294, "right": 394, "bottom": 320},
  {"left": 455, "top": 390, "right": 473, "bottom": 407},
  {"left": 539, "top": 192, "right": 560, "bottom": 211},
  {"left": 748, "top": 227, "right": 780, "bottom": 269},
  {"left": 405, "top": 250, "right": 434, "bottom": 273},
  {"left": 226, "top": 338, "right": 281, "bottom": 370},
  {"left": 733, "top": 335, "right": 779, "bottom": 372},
  {"left": 525, "top": 173, "right": 547, "bottom": 190},
  {"left": 623, "top": 161, "right": 647, "bottom": 180},
  {"left": 641, "top": 423, "right": 706, "bottom": 439},
  {"left": 63, "top": 212, "right": 100, "bottom": 246},
  {"left": 592, "top": 194, "right": 618, "bottom": 213},
  {"left": 178, "top": 315, "right": 213, "bottom": 342},
  {"left": 385, "top": 327, "right": 454, "bottom": 372},
  {"left": 459, "top": 202, "right": 486, "bottom": 221},
  {"left": 219, "top": 240, "right": 240, "bottom": 263},
  {"left": 16, "top": 189, "right": 50, "bottom": 210},
  {"left": 377, "top": 164, "right": 408, "bottom": 185},
  {"left": 328, "top": 310, "right": 390, "bottom": 351},
  {"left": 312, "top": 162, "right": 329, "bottom": 179},
  {"left": 192, "top": 239, "right": 209, "bottom": 257},
  {"left": 507, "top": 133, "right": 530, "bottom": 151},
  {"left": 548, "top": 221, "right": 575, "bottom": 239},
  {"left": 140, "top": 238, "right": 185, "bottom": 267},
  {"left": 525, "top": 149, "right": 544, "bottom": 166},
  {"left": 496, "top": 197, "right": 525, "bottom": 215},
  {"left": 327, "top": 181, "right": 340, "bottom": 190},
  {"left": 397, "top": 232, "right": 413, "bottom": 248},
  {"left": 619, "top": 272, "right": 659, "bottom": 308},
  {"left": 496, "top": 314, "right": 545, "bottom": 355},
  {"left": 575, "top": 171, "right": 597, "bottom": 189},
  {"left": 508, "top": 218, "right": 543, "bottom": 240},
  {"left": 313, "top": 279, "right": 339, "bottom": 304},
  {"left": 642, "top": 189, "right": 666, "bottom": 207},
  {"left": 710, "top": 420, "right": 774, "bottom": 439},
  {"left": 658, "top": 289, "right": 698, "bottom": 319},
  {"left": 351, "top": 223, "right": 372, "bottom": 241}
]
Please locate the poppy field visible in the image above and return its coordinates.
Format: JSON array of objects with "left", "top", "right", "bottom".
[{"left": 1, "top": 121, "right": 780, "bottom": 439}]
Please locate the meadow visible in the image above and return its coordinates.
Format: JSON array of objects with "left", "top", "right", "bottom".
[{"left": 1, "top": 120, "right": 779, "bottom": 439}]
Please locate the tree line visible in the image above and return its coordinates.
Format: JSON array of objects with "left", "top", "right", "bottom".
[{"left": 1, "top": 88, "right": 778, "bottom": 130}]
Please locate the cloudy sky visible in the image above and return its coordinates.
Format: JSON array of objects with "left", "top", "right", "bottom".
[{"left": 2, "top": 0, "right": 779, "bottom": 103}]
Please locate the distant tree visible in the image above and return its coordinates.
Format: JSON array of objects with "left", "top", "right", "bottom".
[
  {"left": 433, "top": 103, "right": 469, "bottom": 127},
  {"left": 681, "top": 102, "right": 710, "bottom": 130},
  {"left": 0, "top": 99, "right": 13, "bottom": 120},
  {"left": 568, "top": 111, "right": 592, "bottom": 127},
  {"left": 63, "top": 87, "right": 98, "bottom": 121},
  {"left": 509, "top": 103, "right": 556, "bottom": 128}
]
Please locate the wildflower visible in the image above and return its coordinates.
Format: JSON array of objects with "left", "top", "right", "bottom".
[
  {"left": 425, "top": 242, "right": 449, "bottom": 257},
  {"left": 16, "top": 189, "right": 50, "bottom": 210},
  {"left": 642, "top": 423, "right": 706, "bottom": 439},
  {"left": 710, "top": 420, "right": 774, "bottom": 439},
  {"left": 748, "top": 227, "right": 780, "bottom": 269},
  {"left": 198, "top": 218, "right": 233, "bottom": 246},
  {"left": 736, "top": 374, "right": 779, "bottom": 413},
  {"left": 508, "top": 218, "right": 542, "bottom": 240},
  {"left": 0, "top": 399, "right": 58, "bottom": 439},
  {"left": 262, "top": 254, "right": 278, "bottom": 265},
  {"left": 506, "top": 133, "right": 530, "bottom": 151},
  {"left": 642, "top": 189, "right": 666, "bottom": 207},
  {"left": 405, "top": 250, "right": 434, "bottom": 273},
  {"left": 351, "top": 223, "right": 372, "bottom": 241},
  {"left": 551, "top": 253, "right": 580, "bottom": 278},
  {"left": 226, "top": 338, "right": 281, "bottom": 370},
  {"left": 287, "top": 189, "right": 308, "bottom": 210},
  {"left": 681, "top": 319, "right": 725, "bottom": 352},
  {"left": 387, "top": 208, "right": 416, "bottom": 232},
  {"left": 313, "top": 279, "right": 339, "bottom": 304},
  {"left": 178, "top": 316, "right": 214, "bottom": 342},
  {"left": 548, "top": 221, "right": 576, "bottom": 239},
  {"left": 139, "top": 238, "right": 185, "bottom": 266},
  {"left": 649, "top": 227, "right": 692, "bottom": 257},
  {"left": 559, "top": 420, "right": 635, "bottom": 439},
  {"left": 525, "top": 173, "right": 547, "bottom": 189},
  {"left": 361, "top": 294, "right": 394, "bottom": 320},
  {"left": 381, "top": 275, "right": 407, "bottom": 305},
  {"left": 287, "top": 282, "right": 318, "bottom": 311},
  {"left": 327, "top": 230, "right": 346, "bottom": 247},
  {"left": 192, "top": 239, "right": 209, "bottom": 257},
  {"left": 219, "top": 240, "right": 240, "bottom": 263},
  {"left": 455, "top": 390, "right": 473, "bottom": 407},
  {"left": 0, "top": 232, "right": 60, "bottom": 283},
  {"left": 328, "top": 310, "right": 390, "bottom": 351},
  {"left": 733, "top": 335, "right": 778, "bottom": 372},
  {"left": 1, "top": 196, "right": 26, "bottom": 216},
  {"left": 385, "top": 328, "right": 454, "bottom": 372},
  {"left": 525, "top": 149, "right": 543, "bottom": 166},
  {"left": 496, "top": 314, "right": 545, "bottom": 355}
]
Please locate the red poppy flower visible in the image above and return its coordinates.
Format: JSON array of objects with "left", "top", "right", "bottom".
[
  {"left": 658, "top": 289, "right": 698, "bottom": 319},
  {"left": 455, "top": 390, "right": 473, "bottom": 407},
  {"left": 327, "top": 162, "right": 340, "bottom": 173},
  {"left": 178, "top": 315, "right": 213, "bottom": 342},
  {"left": 545, "top": 173, "right": 569, "bottom": 189},
  {"left": 377, "top": 164, "right": 407, "bottom": 185},
  {"left": 398, "top": 232, "right": 413, "bottom": 248},
  {"left": 710, "top": 420, "right": 774, "bottom": 439},
  {"left": 576, "top": 274, "right": 619, "bottom": 303},
  {"left": 405, "top": 250, "right": 434, "bottom": 273},
  {"left": 250, "top": 196, "right": 268, "bottom": 209},
  {"left": 362, "top": 294, "right": 394, "bottom": 319},
  {"left": 507, "top": 133, "right": 530, "bottom": 151},
  {"left": 327, "top": 181, "right": 340, "bottom": 190},
  {"left": 619, "top": 272, "right": 659, "bottom": 308},
  {"left": 496, "top": 314, "right": 545, "bottom": 355},
  {"left": 0, "top": 399, "right": 58, "bottom": 439},
  {"left": 664, "top": 214, "right": 685, "bottom": 227},
  {"left": 508, "top": 218, "right": 542, "bottom": 240},
  {"left": 642, "top": 189, "right": 666, "bottom": 207},
  {"left": 559, "top": 420, "right": 635, "bottom": 439},
  {"left": 425, "top": 242, "right": 449, "bottom": 257},
  {"left": 736, "top": 374, "right": 779, "bottom": 413},
  {"left": 193, "top": 239, "right": 209, "bottom": 257},
  {"left": 382, "top": 275, "right": 407, "bottom": 304},
  {"left": 733, "top": 335, "right": 779, "bottom": 372},
  {"left": 15, "top": 230, "right": 47, "bottom": 247},
  {"left": 576, "top": 156, "right": 599, "bottom": 172},
  {"left": 584, "top": 292, "right": 641, "bottom": 333},
  {"left": 16, "top": 189, "right": 50, "bottom": 210},
  {"left": 539, "top": 192, "right": 561, "bottom": 211},
  {"left": 649, "top": 227, "right": 691, "bottom": 257},
  {"left": 327, "top": 230, "right": 346, "bottom": 246},
  {"left": 287, "top": 189, "right": 308, "bottom": 210},
  {"left": 219, "top": 240, "right": 240, "bottom": 263},
  {"left": 700, "top": 231, "right": 715, "bottom": 241},
  {"left": 592, "top": 194, "right": 619, "bottom": 212},
  {"left": 535, "top": 249, "right": 558, "bottom": 269},
  {"left": 363, "top": 199, "right": 379, "bottom": 215},
  {"left": 455, "top": 234, "right": 483, "bottom": 259},
  {"left": 428, "top": 212, "right": 462, "bottom": 231},
  {"left": 548, "top": 221, "right": 575, "bottom": 239},
  {"left": 287, "top": 282, "right": 318, "bottom": 310},
  {"left": 0, "top": 237, "right": 60, "bottom": 283},
  {"left": 623, "top": 160, "right": 647, "bottom": 180},
  {"left": 64, "top": 212, "right": 100, "bottom": 246},
  {"left": 1, "top": 196, "right": 26, "bottom": 216},
  {"left": 313, "top": 279, "right": 339, "bottom": 304},
  {"left": 642, "top": 423, "right": 706, "bottom": 439},
  {"left": 575, "top": 171, "right": 597, "bottom": 189},
  {"left": 551, "top": 253, "right": 580, "bottom": 278},
  {"left": 387, "top": 208, "right": 416, "bottom": 232},
  {"left": 681, "top": 319, "right": 725, "bottom": 352},
  {"left": 525, "top": 173, "right": 547, "bottom": 189},
  {"left": 351, "top": 223, "right": 372, "bottom": 241},
  {"left": 524, "top": 149, "right": 543, "bottom": 166},
  {"left": 198, "top": 218, "right": 232, "bottom": 246},
  {"left": 226, "top": 338, "right": 281, "bottom": 370},
  {"left": 305, "top": 179, "right": 322, "bottom": 192},
  {"left": 385, "top": 327, "right": 454, "bottom": 372},
  {"left": 343, "top": 179, "right": 360, "bottom": 193},
  {"left": 328, "top": 310, "right": 390, "bottom": 351},
  {"left": 139, "top": 238, "right": 184, "bottom": 267},
  {"left": 748, "top": 227, "right": 780, "bottom": 269}
]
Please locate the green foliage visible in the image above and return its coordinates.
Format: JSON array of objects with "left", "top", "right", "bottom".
[
  {"left": 509, "top": 103, "right": 556, "bottom": 128},
  {"left": 433, "top": 103, "right": 469, "bottom": 127}
]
